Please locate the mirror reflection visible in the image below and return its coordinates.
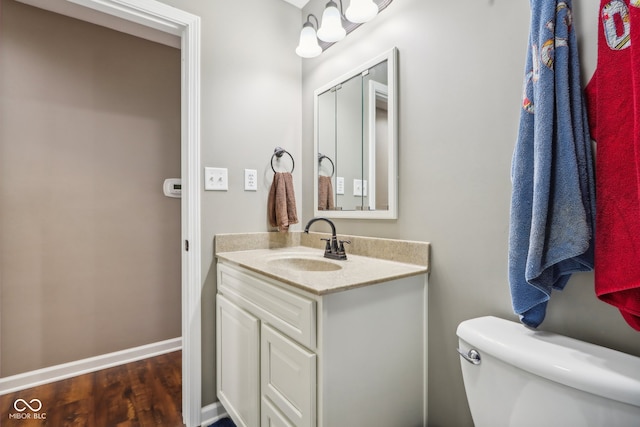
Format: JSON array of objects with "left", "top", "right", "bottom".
[{"left": 314, "top": 47, "right": 397, "bottom": 219}]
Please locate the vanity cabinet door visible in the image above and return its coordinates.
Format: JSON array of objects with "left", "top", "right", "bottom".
[
  {"left": 261, "top": 397, "right": 295, "bottom": 427},
  {"left": 217, "top": 295, "right": 260, "bottom": 427},
  {"left": 261, "top": 324, "right": 316, "bottom": 427}
]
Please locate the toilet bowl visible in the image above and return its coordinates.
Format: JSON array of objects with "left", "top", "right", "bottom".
[{"left": 456, "top": 316, "right": 640, "bottom": 427}]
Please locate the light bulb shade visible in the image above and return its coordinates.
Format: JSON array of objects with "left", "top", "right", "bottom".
[
  {"left": 317, "top": 2, "right": 346, "bottom": 42},
  {"left": 345, "top": 0, "right": 378, "bottom": 23},
  {"left": 296, "top": 24, "right": 322, "bottom": 58}
]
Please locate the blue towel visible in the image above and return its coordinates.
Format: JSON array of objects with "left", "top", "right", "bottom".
[{"left": 509, "top": 0, "right": 596, "bottom": 328}]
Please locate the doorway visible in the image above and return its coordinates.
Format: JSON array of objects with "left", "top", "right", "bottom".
[{"left": 1, "top": 1, "right": 202, "bottom": 426}]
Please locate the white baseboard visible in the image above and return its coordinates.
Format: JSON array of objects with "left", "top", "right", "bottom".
[
  {"left": 0, "top": 337, "right": 182, "bottom": 395},
  {"left": 200, "top": 402, "right": 228, "bottom": 426}
]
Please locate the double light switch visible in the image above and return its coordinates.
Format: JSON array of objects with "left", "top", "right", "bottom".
[{"left": 205, "top": 167, "right": 228, "bottom": 191}]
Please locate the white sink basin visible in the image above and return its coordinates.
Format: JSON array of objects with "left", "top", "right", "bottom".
[{"left": 267, "top": 255, "right": 343, "bottom": 272}]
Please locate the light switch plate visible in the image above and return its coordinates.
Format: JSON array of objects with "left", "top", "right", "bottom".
[
  {"left": 353, "top": 179, "right": 363, "bottom": 197},
  {"left": 205, "top": 167, "right": 228, "bottom": 191},
  {"left": 353, "top": 179, "right": 368, "bottom": 197}
]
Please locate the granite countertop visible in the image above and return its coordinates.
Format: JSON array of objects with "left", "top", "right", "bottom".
[{"left": 215, "top": 232, "right": 430, "bottom": 295}]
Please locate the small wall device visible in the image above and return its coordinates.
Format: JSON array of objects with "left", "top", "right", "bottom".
[{"left": 163, "top": 178, "right": 182, "bottom": 198}]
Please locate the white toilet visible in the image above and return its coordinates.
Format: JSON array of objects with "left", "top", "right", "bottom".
[{"left": 457, "top": 316, "right": 640, "bottom": 427}]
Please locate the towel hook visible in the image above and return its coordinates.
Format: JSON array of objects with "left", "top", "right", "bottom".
[
  {"left": 271, "top": 147, "right": 295, "bottom": 173},
  {"left": 318, "top": 153, "right": 335, "bottom": 177}
]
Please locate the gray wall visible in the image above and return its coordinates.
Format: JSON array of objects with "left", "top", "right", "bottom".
[
  {"left": 301, "top": 0, "right": 640, "bottom": 426},
  {"left": 0, "top": 0, "right": 181, "bottom": 376},
  {"left": 155, "top": 0, "right": 303, "bottom": 406},
  {"left": 6, "top": 0, "right": 640, "bottom": 423}
]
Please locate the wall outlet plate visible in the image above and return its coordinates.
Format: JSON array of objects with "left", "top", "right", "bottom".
[
  {"left": 336, "top": 177, "right": 345, "bottom": 195},
  {"left": 205, "top": 167, "right": 228, "bottom": 191},
  {"left": 244, "top": 169, "right": 257, "bottom": 191}
]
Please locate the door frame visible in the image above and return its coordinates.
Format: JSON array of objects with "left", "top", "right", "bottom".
[{"left": 14, "top": 1, "right": 203, "bottom": 425}]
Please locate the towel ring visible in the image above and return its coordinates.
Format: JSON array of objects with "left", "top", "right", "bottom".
[
  {"left": 271, "top": 147, "right": 295, "bottom": 173},
  {"left": 318, "top": 153, "right": 335, "bottom": 177}
]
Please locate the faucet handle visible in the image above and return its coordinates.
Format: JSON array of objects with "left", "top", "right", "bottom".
[
  {"left": 320, "top": 238, "right": 332, "bottom": 252},
  {"left": 338, "top": 240, "right": 351, "bottom": 253}
]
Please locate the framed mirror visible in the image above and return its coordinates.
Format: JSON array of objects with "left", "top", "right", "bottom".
[{"left": 314, "top": 47, "right": 398, "bottom": 219}]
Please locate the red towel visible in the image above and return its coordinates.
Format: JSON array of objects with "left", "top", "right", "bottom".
[{"left": 586, "top": 0, "right": 640, "bottom": 330}]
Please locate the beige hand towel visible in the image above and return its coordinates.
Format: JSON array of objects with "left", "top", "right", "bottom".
[
  {"left": 268, "top": 172, "right": 298, "bottom": 232},
  {"left": 318, "top": 175, "right": 334, "bottom": 211}
]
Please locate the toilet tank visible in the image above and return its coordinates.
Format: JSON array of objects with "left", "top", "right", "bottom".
[{"left": 456, "top": 316, "right": 640, "bottom": 427}]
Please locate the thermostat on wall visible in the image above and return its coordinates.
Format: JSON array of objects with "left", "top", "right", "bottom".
[{"left": 163, "top": 178, "right": 182, "bottom": 198}]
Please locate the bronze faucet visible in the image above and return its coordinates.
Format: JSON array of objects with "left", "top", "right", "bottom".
[{"left": 303, "top": 217, "right": 350, "bottom": 260}]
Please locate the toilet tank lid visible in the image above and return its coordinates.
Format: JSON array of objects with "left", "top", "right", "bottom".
[{"left": 456, "top": 316, "right": 640, "bottom": 407}]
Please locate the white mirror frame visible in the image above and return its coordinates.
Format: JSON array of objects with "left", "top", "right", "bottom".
[
  {"left": 313, "top": 47, "right": 398, "bottom": 219},
  {"left": 368, "top": 80, "right": 388, "bottom": 212}
]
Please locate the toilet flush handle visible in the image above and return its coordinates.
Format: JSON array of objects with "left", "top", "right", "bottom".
[{"left": 457, "top": 348, "right": 481, "bottom": 365}]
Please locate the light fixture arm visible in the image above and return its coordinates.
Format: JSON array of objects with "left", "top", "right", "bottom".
[
  {"left": 334, "top": 0, "right": 346, "bottom": 19},
  {"left": 305, "top": 13, "right": 319, "bottom": 29}
]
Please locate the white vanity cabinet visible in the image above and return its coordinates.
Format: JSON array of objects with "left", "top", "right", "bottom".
[{"left": 216, "top": 260, "right": 428, "bottom": 427}]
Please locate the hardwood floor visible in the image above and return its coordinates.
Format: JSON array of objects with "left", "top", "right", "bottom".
[{"left": 0, "top": 351, "right": 184, "bottom": 427}]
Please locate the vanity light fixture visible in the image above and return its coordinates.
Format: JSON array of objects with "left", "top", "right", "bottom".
[
  {"left": 296, "top": 15, "right": 322, "bottom": 58},
  {"left": 345, "top": 0, "right": 378, "bottom": 23},
  {"left": 295, "top": 0, "right": 393, "bottom": 58},
  {"left": 317, "top": 1, "right": 346, "bottom": 42}
]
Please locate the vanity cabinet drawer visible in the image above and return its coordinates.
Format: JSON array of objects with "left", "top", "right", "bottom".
[
  {"left": 261, "top": 324, "right": 316, "bottom": 427},
  {"left": 217, "top": 263, "right": 316, "bottom": 349}
]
